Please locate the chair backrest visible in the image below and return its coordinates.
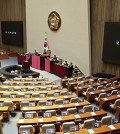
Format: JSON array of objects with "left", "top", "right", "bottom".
[
  {"left": 85, "top": 76, "right": 91, "bottom": 80},
  {"left": 77, "top": 77, "right": 83, "bottom": 81},
  {"left": 3, "top": 101, "right": 14, "bottom": 111},
  {"left": 97, "top": 78, "right": 104, "bottom": 83},
  {"left": 79, "top": 81, "right": 85, "bottom": 87},
  {"left": 114, "top": 99, "right": 120, "bottom": 109},
  {"left": 89, "top": 79, "right": 94, "bottom": 85},
  {"left": 67, "top": 108, "right": 77, "bottom": 114},
  {"left": 42, "top": 124, "right": 55, "bottom": 134},
  {"left": 32, "top": 93, "right": 39, "bottom": 98},
  {"left": 17, "top": 94, "right": 24, "bottom": 98},
  {"left": 111, "top": 90, "right": 118, "bottom": 95},
  {"left": 55, "top": 99, "right": 63, "bottom": 104},
  {"left": 68, "top": 79, "right": 75, "bottom": 83},
  {"left": 39, "top": 100, "right": 47, "bottom": 106},
  {"left": 83, "top": 118, "right": 95, "bottom": 129},
  {"left": 112, "top": 80, "right": 118, "bottom": 86},
  {"left": 83, "top": 105, "right": 93, "bottom": 112},
  {"left": 45, "top": 110, "right": 56, "bottom": 116},
  {"left": 19, "top": 125, "right": 33, "bottom": 134},
  {"left": 87, "top": 87, "right": 94, "bottom": 92},
  {"left": 21, "top": 101, "right": 29, "bottom": 107},
  {"left": 2, "top": 93, "right": 10, "bottom": 98},
  {"left": 25, "top": 111, "right": 37, "bottom": 118},
  {"left": 24, "top": 94, "right": 31, "bottom": 98},
  {"left": 47, "top": 92, "right": 54, "bottom": 97},
  {"left": 106, "top": 83, "right": 111, "bottom": 88},
  {"left": 98, "top": 93, "right": 106, "bottom": 101},
  {"left": 62, "top": 122, "right": 75, "bottom": 133},
  {"left": 70, "top": 97, "right": 79, "bottom": 103},
  {"left": 60, "top": 91, "right": 67, "bottom": 96},
  {"left": 97, "top": 85, "right": 104, "bottom": 90},
  {"left": 101, "top": 116, "right": 112, "bottom": 125}
]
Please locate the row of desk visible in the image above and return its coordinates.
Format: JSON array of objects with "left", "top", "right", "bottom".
[{"left": 17, "top": 53, "right": 73, "bottom": 78}]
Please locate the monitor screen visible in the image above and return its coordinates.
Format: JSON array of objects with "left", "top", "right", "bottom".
[
  {"left": 1, "top": 21, "right": 23, "bottom": 46},
  {"left": 25, "top": 114, "right": 33, "bottom": 119},
  {"left": 103, "top": 22, "right": 120, "bottom": 65},
  {"left": 46, "top": 128, "right": 55, "bottom": 134},
  {"left": 44, "top": 113, "right": 51, "bottom": 118},
  {"left": 70, "top": 125, "right": 79, "bottom": 132}
]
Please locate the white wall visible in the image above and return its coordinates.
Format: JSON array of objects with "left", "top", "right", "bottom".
[{"left": 26, "top": 0, "right": 91, "bottom": 75}]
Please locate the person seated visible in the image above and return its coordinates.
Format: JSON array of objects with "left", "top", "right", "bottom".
[
  {"left": 43, "top": 49, "right": 47, "bottom": 54},
  {"left": 64, "top": 61, "right": 68, "bottom": 66},
  {"left": 53, "top": 55, "right": 57, "bottom": 61},
  {"left": 34, "top": 50, "right": 38, "bottom": 55},
  {"left": 69, "top": 62, "right": 73, "bottom": 68}
]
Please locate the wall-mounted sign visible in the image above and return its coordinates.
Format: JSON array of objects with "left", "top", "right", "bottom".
[{"left": 48, "top": 11, "right": 61, "bottom": 31}]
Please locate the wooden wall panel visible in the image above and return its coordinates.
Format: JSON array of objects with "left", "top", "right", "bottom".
[
  {"left": 91, "top": 0, "right": 120, "bottom": 76},
  {"left": 0, "top": 0, "right": 26, "bottom": 53}
]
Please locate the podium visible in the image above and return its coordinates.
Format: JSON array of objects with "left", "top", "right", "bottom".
[
  {"left": 22, "top": 61, "right": 30, "bottom": 70},
  {"left": 31, "top": 54, "right": 49, "bottom": 70}
]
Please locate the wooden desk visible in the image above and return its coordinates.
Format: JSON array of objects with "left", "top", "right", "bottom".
[
  {"left": 86, "top": 85, "right": 120, "bottom": 102},
  {"left": 0, "top": 84, "right": 60, "bottom": 91},
  {"left": 21, "top": 100, "right": 90, "bottom": 113},
  {"left": 3, "top": 80, "right": 52, "bottom": 86},
  {"left": 0, "top": 106, "right": 9, "bottom": 120},
  {"left": 100, "top": 95, "right": 120, "bottom": 109},
  {"left": 56, "top": 129, "right": 89, "bottom": 134},
  {"left": 13, "top": 77, "right": 44, "bottom": 81},
  {"left": 0, "top": 88, "right": 68, "bottom": 95},
  {"left": 0, "top": 94, "right": 77, "bottom": 103},
  {"left": 17, "top": 109, "right": 107, "bottom": 125}
]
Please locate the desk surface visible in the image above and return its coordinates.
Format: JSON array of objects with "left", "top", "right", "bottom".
[
  {"left": 0, "top": 88, "right": 68, "bottom": 95},
  {"left": 0, "top": 94, "right": 77, "bottom": 102},
  {"left": 21, "top": 100, "right": 90, "bottom": 111},
  {"left": 0, "top": 106, "right": 9, "bottom": 111},
  {"left": 17, "top": 109, "right": 107, "bottom": 125}
]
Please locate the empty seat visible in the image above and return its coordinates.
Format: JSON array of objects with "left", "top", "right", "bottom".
[
  {"left": 55, "top": 99, "right": 63, "bottom": 104},
  {"left": 95, "top": 93, "right": 106, "bottom": 102},
  {"left": 112, "top": 80, "right": 118, "bottom": 86},
  {"left": 83, "top": 105, "right": 93, "bottom": 112},
  {"left": 82, "top": 87, "right": 94, "bottom": 96},
  {"left": 106, "top": 83, "right": 111, "bottom": 88},
  {"left": 38, "top": 100, "right": 47, "bottom": 106},
  {"left": 47, "top": 92, "right": 54, "bottom": 97},
  {"left": 97, "top": 85, "right": 104, "bottom": 90},
  {"left": 82, "top": 118, "right": 95, "bottom": 129},
  {"left": 70, "top": 97, "right": 79, "bottom": 103},
  {"left": 62, "top": 122, "right": 75, "bottom": 133},
  {"left": 67, "top": 108, "right": 77, "bottom": 114},
  {"left": 77, "top": 77, "right": 84, "bottom": 81},
  {"left": 110, "top": 99, "right": 120, "bottom": 110},
  {"left": 24, "top": 94, "right": 31, "bottom": 98},
  {"left": 21, "top": 101, "right": 29, "bottom": 107},
  {"left": 2, "top": 93, "right": 10, "bottom": 98},
  {"left": 88, "top": 79, "right": 94, "bottom": 85},
  {"left": 17, "top": 94, "right": 24, "bottom": 98},
  {"left": 45, "top": 110, "right": 56, "bottom": 116},
  {"left": 100, "top": 116, "right": 112, "bottom": 125},
  {"left": 97, "top": 78, "right": 104, "bottom": 83},
  {"left": 32, "top": 93, "right": 39, "bottom": 98},
  {"left": 25, "top": 111, "right": 38, "bottom": 118},
  {"left": 19, "top": 125, "right": 34, "bottom": 134},
  {"left": 85, "top": 76, "right": 91, "bottom": 80},
  {"left": 60, "top": 91, "right": 67, "bottom": 96},
  {"left": 111, "top": 90, "right": 118, "bottom": 95},
  {"left": 42, "top": 124, "right": 55, "bottom": 134}
]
